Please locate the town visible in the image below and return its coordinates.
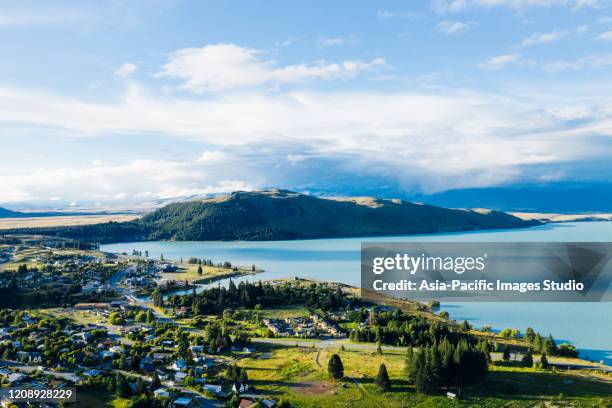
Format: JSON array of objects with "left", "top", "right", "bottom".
[{"left": 0, "top": 235, "right": 611, "bottom": 408}]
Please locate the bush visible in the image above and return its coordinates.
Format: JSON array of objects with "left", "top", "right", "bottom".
[{"left": 328, "top": 354, "right": 344, "bottom": 379}]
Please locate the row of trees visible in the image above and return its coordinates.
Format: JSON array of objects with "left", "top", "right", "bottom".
[
  {"left": 406, "top": 338, "right": 489, "bottom": 393},
  {"left": 349, "top": 314, "right": 475, "bottom": 348},
  {"left": 165, "top": 280, "right": 347, "bottom": 314}
]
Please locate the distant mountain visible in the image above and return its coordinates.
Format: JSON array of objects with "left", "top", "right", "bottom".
[
  {"left": 0, "top": 207, "right": 23, "bottom": 218},
  {"left": 408, "top": 183, "right": 612, "bottom": 213},
  {"left": 1, "top": 189, "right": 540, "bottom": 243}
]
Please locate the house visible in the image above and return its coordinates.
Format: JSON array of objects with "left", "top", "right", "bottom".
[
  {"left": 154, "top": 388, "right": 171, "bottom": 398},
  {"left": 189, "top": 345, "right": 204, "bottom": 353},
  {"left": 202, "top": 384, "right": 222, "bottom": 395},
  {"left": 64, "top": 374, "right": 82, "bottom": 384},
  {"left": 159, "top": 263, "right": 176, "bottom": 272},
  {"left": 174, "top": 372, "right": 188, "bottom": 383},
  {"left": 153, "top": 353, "right": 170, "bottom": 363},
  {"left": 260, "top": 399, "right": 278, "bottom": 408},
  {"left": 16, "top": 351, "right": 29, "bottom": 362},
  {"left": 173, "top": 397, "right": 192, "bottom": 407},
  {"left": 7, "top": 372, "right": 26, "bottom": 384},
  {"left": 232, "top": 382, "right": 249, "bottom": 393},
  {"left": 109, "top": 345, "right": 124, "bottom": 354},
  {"left": 193, "top": 357, "right": 214, "bottom": 369},
  {"left": 175, "top": 307, "right": 191, "bottom": 317},
  {"left": 140, "top": 356, "right": 155, "bottom": 373},
  {"left": 171, "top": 359, "right": 187, "bottom": 371},
  {"left": 29, "top": 352, "right": 43, "bottom": 363},
  {"left": 239, "top": 400, "right": 255, "bottom": 408},
  {"left": 83, "top": 369, "right": 102, "bottom": 377}
]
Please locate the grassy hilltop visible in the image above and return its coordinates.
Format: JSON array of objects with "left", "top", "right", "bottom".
[{"left": 0, "top": 189, "right": 539, "bottom": 243}]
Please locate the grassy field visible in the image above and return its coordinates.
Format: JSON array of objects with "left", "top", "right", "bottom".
[
  {"left": 0, "top": 214, "right": 139, "bottom": 229},
  {"left": 69, "top": 390, "right": 131, "bottom": 408},
  {"left": 0, "top": 244, "right": 111, "bottom": 271},
  {"left": 235, "top": 344, "right": 612, "bottom": 407},
  {"left": 158, "top": 261, "right": 259, "bottom": 284}
]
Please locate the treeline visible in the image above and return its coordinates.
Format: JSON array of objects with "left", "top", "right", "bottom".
[
  {"left": 161, "top": 280, "right": 347, "bottom": 314},
  {"left": 187, "top": 257, "right": 233, "bottom": 269},
  {"left": 524, "top": 327, "right": 578, "bottom": 358},
  {"left": 349, "top": 308, "right": 475, "bottom": 348},
  {"left": 82, "top": 372, "right": 171, "bottom": 408},
  {"left": 406, "top": 338, "right": 489, "bottom": 393}
]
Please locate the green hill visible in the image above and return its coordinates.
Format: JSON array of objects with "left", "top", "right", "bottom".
[{"left": 0, "top": 189, "right": 540, "bottom": 242}]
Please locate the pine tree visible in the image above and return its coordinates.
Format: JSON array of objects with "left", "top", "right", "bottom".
[
  {"left": 428, "top": 346, "right": 442, "bottom": 386},
  {"left": 375, "top": 363, "right": 391, "bottom": 391},
  {"left": 115, "top": 372, "right": 131, "bottom": 398},
  {"left": 545, "top": 334, "right": 558, "bottom": 356},
  {"left": 151, "top": 372, "right": 161, "bottom": 390},
  {"left": 197, "top": 265, "right": 203, "bottom": 275},
  {"left": 415, "top": 349, "right": 437, "bottom": 394},
  {"left": 328, "top": 354, "right": 344, "bottom": 379},
  {"left": 502, "top": 344, "right": 511, "bottom": 362},
  {"left": 540, "top": 352, "right": 549, "bottom": 369},
  {"left": 522, "top": 350, "right": 534, "bottom": 367},
  {"left": 405, "top": 347, "right": 416, "bottom": 383},
  {"left": 151, "top": 287, "right": 164, "bottom": 308},
  {"left": 534, "top": 333, "right": 543, "bottom": 352},
  {"left": 146, "top": 309, "right": 155, "bottom": 324},
  {"left": 525, "top": 327, "right": 535, "bottom": 343}
]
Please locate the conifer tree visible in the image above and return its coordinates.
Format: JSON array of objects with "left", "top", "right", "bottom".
[
  {"left": 540, "top": 352, "right": 549, "bottom": 369},
  {"left": 502, "top": 344, "right": 511, "bottom": 362},
  {"left": 522, "top": 350, "right": 534, "bottom": 367},
  {"left": 328, "top": 354, "right": 344, "bottom": 379},
  {"left": 376, "top": 363, "right": 391, "bottom": 391}
]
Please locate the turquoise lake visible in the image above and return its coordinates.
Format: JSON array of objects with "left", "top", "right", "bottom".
[{"left": 101, "top": 221, "right": 612, "bottom": 365}]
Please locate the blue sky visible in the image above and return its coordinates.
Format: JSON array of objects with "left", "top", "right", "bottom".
[{"left": 2, "top": 0, "right": 612, "bottom": 207}]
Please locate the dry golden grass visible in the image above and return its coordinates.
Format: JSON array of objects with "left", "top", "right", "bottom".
[
  {"left": 511, "top": 212, "right": 612, "bottom": 222},
  {"left": 0, "top": 214, "right": 140, "bottom": 229}
]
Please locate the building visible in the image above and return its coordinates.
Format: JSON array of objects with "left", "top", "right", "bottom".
[{"left": 173, "top": 397, "right": 192, "bottom": 407}]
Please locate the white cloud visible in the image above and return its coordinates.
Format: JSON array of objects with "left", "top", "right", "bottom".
[
  {"left": 376, "top": 10, "right": 423, "bottom": 19},
  {"left": 596, "top": 30, "right": 612, "bottom": 41},
  {"left": 197, "top": 150, "right": 226, "bottom": 162},
  {"left": 519, "top": 25, "right": 587, "bottom": 47},
  {"left": 287, "top": 154, "right": 308, "bottom": 164},
  {"left": 478, "top": 54, "right": 535, "bottom": 69},
  {"left": 0, "top": 79, "right": 611, "bottom": 201},
  {"left": 0, "top": 156, "right": 255, "bottom": 204},
  {"left": 436, "top": 21, "right": 478, "bottom": 34},
  {"left": 433, "top": 0, "right": 601, "bottom": 13},
  {"left": 155, "top": 43, "right": 387, "bottom": 92},
  {"left": 114, "top": 63, "right": 139, "bottom": 77},
  {"left": 543, "top": 53, "right": 612, "bottom": 71}
]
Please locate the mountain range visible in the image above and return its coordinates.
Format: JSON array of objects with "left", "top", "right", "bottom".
[{"left": 0, "top": 189, "right": 540, "bottom": 243}]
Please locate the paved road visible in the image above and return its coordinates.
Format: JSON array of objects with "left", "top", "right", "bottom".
[{"left": 1, "top": 359, "right": 82, "bottom": 382}]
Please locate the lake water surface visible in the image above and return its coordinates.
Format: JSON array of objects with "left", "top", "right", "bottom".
[{"left": 101, "top": 221, "right": 612, "bottom": 364}]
